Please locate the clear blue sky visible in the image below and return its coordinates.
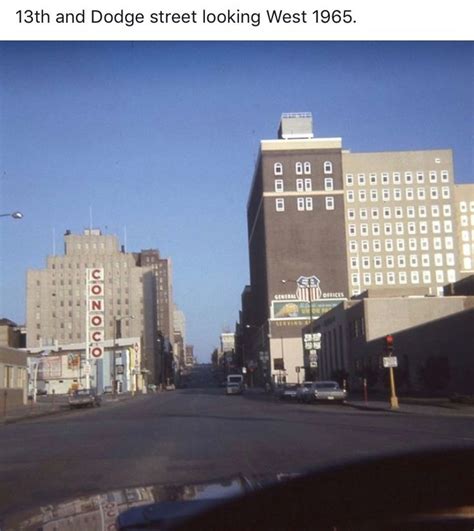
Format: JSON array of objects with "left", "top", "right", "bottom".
[{"left": 0, "top": 42, "right": 472, "bottom": 360}]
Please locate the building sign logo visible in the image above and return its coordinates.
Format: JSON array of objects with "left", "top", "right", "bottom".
[{"left": 87, "top": 268, "right": 105, "bottom": 359}]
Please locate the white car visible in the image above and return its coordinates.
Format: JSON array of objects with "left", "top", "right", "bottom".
[{"left": 305, "top": 381, "right": 347, "bottom": 404}]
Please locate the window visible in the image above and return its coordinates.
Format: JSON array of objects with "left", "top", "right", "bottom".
[
  {"left": 382, "top": 189, "right": 390, "bottom": 201},
  {"left": 399, "top": 271, "right": 408, "bottom": 284},
  {"left": 459, "top": 201, "right": 467, "bottom": 213},
  {"left": 446, "top": 253, "right": 455, "bottom": 266},
  {"left": 304, "top": 162, "right": 311, "bottom": 175},
  {"left": 441, "top": 170, "right": 449, "bottom": 183},
  {"left": 434, "top": 253, "right": 443, "bottom": 267},
  {"left": 395, "top": 222, "right": 404, "bottom": 235},
  {"left": 360, "top": 209, "right": 368, "bottom": 220},
  {"left": 396, "top": 239, "right": 405, "bottom": 251},
  {"left": 422, "top": 271, "right": 431, "bottom": 284},
  {"left": 305, "top": 197, "right": 313, "bottom": 211},
  {"left": 394, "top": 189, "right": 402, "bottom": 201},
  {"left": 433, "top": 237, "right": 442, "bottom": 250},
  {"left": 370, "top": 189, "right": 378, "bottom": 202},
  {"left": 407, "top": 206, "right": 415, "bottom": 218},
  {"left": 406, "top": 188, "right": 414, "bottom": 200},
  {"left": 374, "top": 256, "right": 382, "bottom": 268},
  {"left": 359, "top": 190, "right": 367, "bottom": 202},
  {"left": 404, "top": 172, "right": 413, "bottom": 184},
  {"left": 372, "top": 224, "right": 380, "bottom": 236},
  {"left": 445, "top": 236, "right": 454, "bottom": 250},
  {"left": 276, "top": 198, "right": 285, "bottom": 212},
  {"left": 444, "top": 220, "right": 452, "bottom": 233},
  {"left": 369, "top": 173, "right": 377, "bottom": 185},
  {"left": 358, "top": 174, "right": 366, "bottom": 186},
  {"left": 348, "top": 224, "right": 356, "bottom": 236},
  {"left": 408, "top": 222, "right": 416, "bottom": 235},
  {"left": 436, "top": 270, "right": 444, "bottom": 284},
  {"left": 347, "top": 190, "right": 354, "bottom": 202},
  {"left": 441, "top": 186, "right": 450, "bottom": 199},
  {"left": 351, "top": 273, "right": 360, "bottom": 285},
  {"left": 417, "top": 188, "right": 426, "bottom": 200},
  {"left": 383, "top": 207, "right": 391, "bottom": 219},
  {"left": 409, "top": 238, "right": 417, "bottom": 251},
  {"left": 349, "top": 241, "right": 358, "bottom": 252},
  {"left": 397, "top": 255, "right": 406, "bottom": 268},
  {"left": 416, "top": 171, "right": 424, "bottom": 183},
  {"left": 430, "top": 187, "right": 439, "bottom": 200},
  {"left": 375, "top": 272, "right": 383, "bottom": 285},
  {"left": 419, "top": 221, "right": 428, "bottom": 234},
  {"left": 410, "top": 255, "right": 418, "bottom": 267},
  {"left": 324, "top": 178, "right": 333, "bottom": 191},
  {"left": 447, "top": 270, "right": 456, "bottom": 283},
  {"left": 274, "top": 179, "right": 284, "bottom": 192},
  {"left": 421, "top": 254, "right": 430, "bottom": 267},
  {"left": 347, "top": 209, "right": 355, "bottom": 220},
  {"left": 296, "top": 179, "right": 304, "bottom": 192},
  {"left": 371, "top": 208, "right": 379, "bottom": 219},
  {"left": 384, "top": 223, "right": 392, "bottom": 235},
  {"left": 297, "top": 198, "right": 305, "bottom": 211},
  {"left": 295, "top": 162, "right": 303, "bottom": 175},
  {"left": 387, "top": 272, "right": 396, "bottom": 285},
  {"left": 395, "top": 207, "right": 403, "bottom": 218},
  {"left": 429, "top": 171, "right": 437, "bottom": 183},
  {"left": 324, "top": 161, "right": 333, "bottom": 174},
  {"left": 346, "top": 174, "right": 354, "bottom": 186},
  {"left": 443, "top": 204, "right": 452, "bottom": 217},
  {"left": 393, "top": 172, "right": 401, "bottom": 184},
  {"left": 274, "top": 162, "right": 283, "bottom": 175},
  {"left": 386, "top": 255, "right": 394, "bottom": 268},
  {"left": 363, "top": 273, "right": 372, "bottom": 286},
  {"left": 304, "top": 178, "right": 312, "bottom": 191},
  {"left": 418, "top": 206, "right": 427, "bottom": 218},
  {"left": 350, "top": 257, "right": 359, "bottom": 269},
  {"left": 325, "top": 196, "right": 335, "bottom": 210},
  {"left": 411, "top": 271, "right": 419, "bottom": 284},
  {"left": 432, "top": 220, "right": 441, "bottom": 234},
  {"left": 362, "top": 256, "right": 370, "bottom": 269},
  {"left": 361, "top": 224, "right": 369, "bottom": 236},
  {"left": 381, "top": 173, "right": 389, "bottom": 184},
  {"left": 361, "top": 240, "right": 369, "bottom": 252},
  {"left": 385, "top": 239, "right": 394, "bottom": 252}
]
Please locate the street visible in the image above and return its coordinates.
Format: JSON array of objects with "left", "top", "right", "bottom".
[{"left": 1, "top": 366, "right": 474, "bottom": 522}]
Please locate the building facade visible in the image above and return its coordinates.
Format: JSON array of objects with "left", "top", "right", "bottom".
[
  {"left": 245, "top": 113, "right": 469, "bottom": 385},
  {"left": 26, "top": 229, "right": 176, "bottom": 387},
  {"left": 453, "top": 183, "right": 474, "bottom": 276}
]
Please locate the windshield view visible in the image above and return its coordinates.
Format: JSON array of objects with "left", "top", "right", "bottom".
[{"left": 1, "top": 41, "right": 473, "bottom": 530}]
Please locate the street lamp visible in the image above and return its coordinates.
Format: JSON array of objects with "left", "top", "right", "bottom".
[
  {"left": 113, "top": 315, "right": 135, "bottom": 396},
  {"left": 0, "top": 211, "right": 23, "bottom": 219}
]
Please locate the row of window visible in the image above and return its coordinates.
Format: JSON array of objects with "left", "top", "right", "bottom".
[
  {"left": 351, "top": 269, "right": 456, "bottom": 286},
  {"left": 347, "top": 187, "right": 451, "bottom": 203},
  {"left": 346, "top": 170, "right": 449, "bottom": 186},
  {"left": 274, "top": 178, "right": 334, "bottom": 193},
  {"left": 350, "top": 253, "right": 456, "bottom": 269},
  {"left": 460, "top": 215, "right": 474, "bottom": 227},
  {"left": 348, "top": 204, "right": 452, "bottom": 220},
  {"left": 349, "top": 238, "right": 454, "bottom": 253},
  {"left": 347, "top": 221, "right": 453, "bottom": 237},
  {"left": 274, "top": 161, "right": 333, "bottom": 176},
  {"left": 275, "top": 197, "right": 335, "bottom": 212},
  {"left": 459, "top": 201, "right": 474, "bottom": 213},
  {"left": 51, "top": 261, "right": 131, "bottom": 269},
  {"left": 461, "top": 231, "right": 474, "bottom": 243}
]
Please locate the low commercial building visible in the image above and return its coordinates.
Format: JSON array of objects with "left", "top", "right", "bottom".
[
  {"left": 0, "top": 346, "right": 28, "bottom": 412},
  {"left": 308, "top": 283, "right": 474, "bottom": 395},
  {"left": 25, "top": 337, "right": 144, "bottom": 395}
]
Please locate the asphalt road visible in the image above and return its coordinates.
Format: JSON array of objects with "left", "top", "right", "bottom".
[{"left": 1, "top": 365, "right": 474, "bottom": 521}]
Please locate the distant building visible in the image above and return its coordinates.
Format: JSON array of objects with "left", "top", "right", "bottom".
[
  {"left": 245, "top": 112, "right": 469, "bottom": 384},
  {"left": 185, "top": 345, "right": 195, "bottom": 367},
  {"left": 0, "top": 318, "right": 24, "bottom": 348},
  {"left": 0, "top": 346, "right": 28, "bottom": 412},
  {"left": 453, "top": 183, "right": 474, "bottom": 277},
  {"left": 26, "top": 229, "right": 175, "bottom": 387}
]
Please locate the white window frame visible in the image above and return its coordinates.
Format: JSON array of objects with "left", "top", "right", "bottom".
[
  {"left": 305, "top": 197, "right": 313, "bottom": 211},
  {"left": 346, "top": 174, "right": 353, "bottom": 186},
  {"left": 274, "top": 179, "right": 284, "bottom": 193},
  {"left": 304, "top": 178, "right": 312, "bottom": 191},
  {"left": 324, "top": 161, "right": 333, "bottom": 174},
  {"left": 274, "top": 162, "right": 283, "bottom": 175},
  {"left": 297, "top": 197, "right": 305, "bottom": 211},
  {"left": 295, "top": 162, "right": 303, "bottom": 175},
  {"left": 325, "top": 196, "right": 335, "bottom": 211},
  {"left": 304, "top": 162, "right": 311, "bottom": 175},
  {"left": 324, "top": 178, "right": 334, "bottom": 191},
  {"left": 275, "top": 198, "right": 285, "bottom": 212},
  {"left": 296, "top": 179, "right": 304, "bottom": 192}
]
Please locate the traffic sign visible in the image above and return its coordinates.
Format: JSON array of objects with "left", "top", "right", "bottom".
[{"left": 383, "top": 356, "right": 398, "bottom": 368}]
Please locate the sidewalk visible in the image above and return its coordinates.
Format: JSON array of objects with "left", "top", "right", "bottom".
[
  {"left": 345, "top": 397, "right": 474, "bottom": 417},
  {"left": 0, "top": 391, "right": 140, "bottom": 425}
]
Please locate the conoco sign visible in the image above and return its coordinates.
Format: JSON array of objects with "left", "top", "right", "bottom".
[{"left": 87, "top": 268, "right": 105, "bottom": 359}]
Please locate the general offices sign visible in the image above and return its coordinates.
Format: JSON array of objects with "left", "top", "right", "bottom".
[{"left": 272, "top": 299, "right": 342, "bottom": 319}]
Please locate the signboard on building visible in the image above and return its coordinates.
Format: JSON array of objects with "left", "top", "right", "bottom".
[
  {"left": 38, "top": 356, "right": 62, "bottom": 379},
  {"left": 272, "top": 300, "right": 342, "bottom": 320},
  {"left": 87, "top": 268, "right": 105, "bottom": 359}
]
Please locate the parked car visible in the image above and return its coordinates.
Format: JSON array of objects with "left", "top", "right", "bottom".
[
  {"left": 68, "top": 389, "right": 102, "bottom": 408},
  {"left": 296, "top": 381, "right": 314, "bottom": 402},
  {"left": 305, "top": 381, "right": 347, "bottom": 404},
  {"left": 279, "top": 384, "right": 299, "bottom": 400},
  {"left": 102, "top": 385, "right": 113, "bottom": 394}
]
